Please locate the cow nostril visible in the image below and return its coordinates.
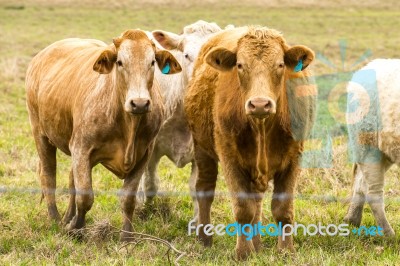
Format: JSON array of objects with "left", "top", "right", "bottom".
[
  {"left": 248, "top": 101, "right": 256, "bottom": 111},
  {"left": 265, "top": 101, "right": 272, "bottom": 109},
  {"left": 246, "top": 97, "right": 275, "bottom": 117},
  {"left": 129, "top": 98, "right": 151, "bottom": 114}
]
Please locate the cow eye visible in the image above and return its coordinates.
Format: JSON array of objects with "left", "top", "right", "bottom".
[
  {"left": 237, "top": 63, "right": 243, "bottom": 70},
  {"left": 151, "top": 60, "right": 156, "bottom": 66},
  {"left": 278, "top": 63, "right": 284, "bottom": 68},
  {"left": 117, "top": 60, "right": 123, "bottom": 67},
  {"left": 184, "top": 53, "right": 193, "bottom": 62}
]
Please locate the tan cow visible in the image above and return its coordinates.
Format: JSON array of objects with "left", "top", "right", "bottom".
[
  {"left": 25, "top": 29, "right": 181, "bottom": 239},
  {"left": 185, "top": 26, "right": 316, "bottom": 259}
]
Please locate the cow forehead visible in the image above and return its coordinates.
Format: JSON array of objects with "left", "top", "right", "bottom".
[
  {"left": 237, "top": 37, "right": 285, "bottom": 63},
  {"left": 184, "top": 33, "right": 208, "bottom": 43},
  {"left": 236, "top": 28, "right": 286, "bottom": 61},
  {"left": 181, "top": 37, "right": 202, "bottom": 54},
  {"left": 118, "top": 39, "right": 155, "bottom": 61}
]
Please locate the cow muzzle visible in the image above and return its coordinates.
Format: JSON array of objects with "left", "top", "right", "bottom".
[
  {"left": 245, "top": 97, "right": 276, "bottom": 118},
  {"left": 127, "top": 98, "right": 152, "bottom": 114}
]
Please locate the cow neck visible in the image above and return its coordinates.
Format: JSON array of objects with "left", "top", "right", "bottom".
[
  {"left": 92, "top": 71, "right": 127, "bottom": 123},
  {"left": 250, "top": 117, "right": 276, "bottom": 192},
  {"left": 104, "top": 70, "right": 143, "bottom": 172},
  {"left": 255, "top": 119, "right": 267, "bottom": 173},
  {"left": 123, "top": 113, "right": 142, "bottom": 172}
]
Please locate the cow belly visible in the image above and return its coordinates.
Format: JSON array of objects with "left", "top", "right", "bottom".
[
  {"left": 376, "top": 61, "right": 400, "bottom": 164},
  {"left": 379, "top": 97, "right": 400, "bottom": 164},
  {"left": 38, "top": 109, "right": 73, "bottom": 154}
]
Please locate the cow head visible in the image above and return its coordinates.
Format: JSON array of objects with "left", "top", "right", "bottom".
[
  {"left": 93, "top": 29, "right": 181, "bottom": 115},
  {"left": 152, "top": 20, "right": 222, "bottom": 84},
  {"left": 205, "top": 27, "right": 314, "bottom": 120}
]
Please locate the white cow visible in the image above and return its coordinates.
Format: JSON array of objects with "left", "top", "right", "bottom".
[
  {"left": 139, "top": 21, "right": 223, "bottom": 219},
  {"left": 345, "top": 59, "right": 400, "bottom": 236}
]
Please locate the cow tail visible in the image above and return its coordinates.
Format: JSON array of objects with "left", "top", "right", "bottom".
[{"left": 349, "top": 163, "right": 358, "bottom": 197}]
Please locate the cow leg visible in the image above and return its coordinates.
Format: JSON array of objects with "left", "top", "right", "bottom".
[
  {"left": 120, "top": 149, "right": 152, "bottom": 241},
  {"left": 195, "top": 148, "right": 218, "bottom": 247},
  {"left": 65, "top": 155, "right": 93, "bottom": 232},
  {"left": 120, "top": 175, "right": 142, "bottom": 241},
  {"left": 221, "top": 159, "right": 259, "bottom": 260},
  {"left": 189, "top": 160, "right": 199, "bottom": 224},
  {"left": 231, "top": 196, "right": 257, "bottom": 260},
  {"left": 344, "top": 164, "right": 367, "bottom": 226},
  {"left": 143, "top": 151, "right": 161, "bottom": 203},
  {"left": 62, "top": 168, "right": 76, "bottom": 225},
  {"left": 271, "top": 166, "right": 296, "bottom": 253},
  {"left": 360, "top": 161, "right": 394, "bottom": 236},
  {"left": 35, "top": 135, "right": 60, "bottom": 221},
  {"left": 251, "top": 197, "right": 263, "bottom": 252}
]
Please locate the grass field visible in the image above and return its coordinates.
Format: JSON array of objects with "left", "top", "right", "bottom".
[{"left": 1, "top": 1, "right": 400, "bottom": 265}]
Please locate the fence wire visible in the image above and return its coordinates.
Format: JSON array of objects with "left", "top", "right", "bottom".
[{"left": 1, "top": 185, "right": 400, "bottom": 203}]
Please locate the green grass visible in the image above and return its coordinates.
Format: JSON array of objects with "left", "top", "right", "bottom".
[{"left": 1, "top": 2, "right": 400, "bottom": 265}]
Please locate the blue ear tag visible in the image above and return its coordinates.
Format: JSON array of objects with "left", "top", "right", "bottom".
[
  {"left": 161, "top": 62, "right": 170, "bottom": 74},
  {"left": 294, "top": 59, "right": 303, "bottom": 72}
]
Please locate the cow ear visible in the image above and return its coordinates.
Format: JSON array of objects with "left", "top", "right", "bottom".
[
  {"left": 205, "top": 47, "right": 237, "bottom": 71},
  {"left": 152, "top": 30, "right": 182, "bottom": 51},
  {"left": 155, "top": 50, "right": 182, "bottom": 75},
  {"left": 284, "top": 45, "right": 315, "bottom": 72},
  {"left": 113, "top": 37, "right": 122, "bottom": 49},
  {"left": 93, "top": 49, "right": 117, "bottom": 74}
]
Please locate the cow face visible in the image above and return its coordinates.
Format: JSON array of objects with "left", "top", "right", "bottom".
[
  {"left": 205, "top": 29, "right": 314, "bottom": 119},
  {"left": 93, "top": 30, "right": 181, "bottom": 115},
  {"left": 152, "top": 21, "right": 221, "bottom": 84}
]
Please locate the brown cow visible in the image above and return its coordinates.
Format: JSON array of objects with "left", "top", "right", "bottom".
[
  {"left": 185, "top": 26, "right": 316, "bottom": 259},
  {"left": 25, "top": 29, "right": 181, "bottom": 239}
]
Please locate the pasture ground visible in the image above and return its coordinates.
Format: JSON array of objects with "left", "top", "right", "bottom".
[{"left": 0, "top": 1, "right": 399, "bottom": 265}]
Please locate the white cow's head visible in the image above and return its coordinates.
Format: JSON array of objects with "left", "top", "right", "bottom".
[{"left": 152, "top": 20, "right": 222, "bottom": 84}]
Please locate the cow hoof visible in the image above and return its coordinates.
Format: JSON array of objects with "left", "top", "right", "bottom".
[
  {"left": 344, "top": 213, "right": 362, "bottom": 227},
  {"left": 277, "top": 241, "right": 295, "bottom": 254},
  {"left": 48, "top": 209, "right": 62, "bottom": 222},
  {"left": 136, "top": 200, "right": 156, "bottom": 220},
  {"left": 252, "top": 237, "right": 263, "bottom": 252},
  {"left": 65, "top": 220, "right": 75, "bottom": 232},
  {"left": 198, "top": 236, "right": 213, "bottom": 247},
  {"left": 383, "top": 228, "right": 395, "bottom": 237},
  {"left": 137, "top": 197, "right": 171, "bottom": 221},
  {"left": 65, "top": 215, "right": 85, "bottom": 231},
  {"left": 65, "top": 227, "right": 84, "bottom": 240},
  {"left": 62, "top": 213, "right": 75, "bottom": 226},
  {"left": 235, "top": 248, "right": 252, "bottom": 261},
  {"left": 64, "top": 215, "right": 85, "bottom": 240},
  {"left": 277, "top": 237, "right": 295, "bottom": 254},
  {"left": 277, "top": 245, "right": 296, "bottom": 254},
  {"left": 120, "top": 231, "right": 134, "bottom": 242}
]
